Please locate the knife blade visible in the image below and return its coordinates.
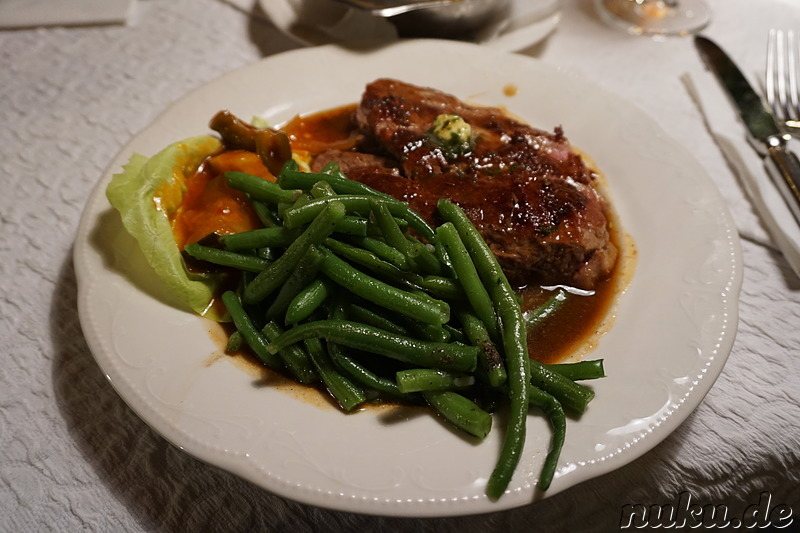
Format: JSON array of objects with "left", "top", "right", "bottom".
[{"left": 695, "top": 35, "right": 800, "bottom": 226}]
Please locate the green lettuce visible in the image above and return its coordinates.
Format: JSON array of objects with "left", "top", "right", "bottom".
[{"left": 106, "top": 135, "right": 228, "bottom": 321}]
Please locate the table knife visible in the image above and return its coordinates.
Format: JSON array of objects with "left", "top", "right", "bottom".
[{"left": 695, "top": 35, "right": 800, "bottom": 226}]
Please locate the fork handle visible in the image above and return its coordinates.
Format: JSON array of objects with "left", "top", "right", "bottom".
[{"left": 765, "top": 144, "right": 800, "bottom": 226}]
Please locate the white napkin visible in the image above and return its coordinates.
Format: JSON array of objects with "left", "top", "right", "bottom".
[
  {"left": 683, "top": 68, "right": 800, "bottom": 278},
  {"left": 0, "top": 0, "right": 135, "bottom": 29}
]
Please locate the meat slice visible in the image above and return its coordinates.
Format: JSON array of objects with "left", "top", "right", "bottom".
[{"left": 350, "top": 78, "right": 617, "bottom": 289}]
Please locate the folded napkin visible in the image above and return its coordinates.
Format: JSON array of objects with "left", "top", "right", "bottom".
[
  {"left": 0, "top": 0, "right": 135, "bottom": 29},
  {"left": 683, "top": 68, "right": 800, "bottom": 278}
]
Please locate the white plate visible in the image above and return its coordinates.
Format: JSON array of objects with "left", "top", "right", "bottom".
[
  {"left": 258, "top": 0, "right": 561, "bottom": 51},
  {"left": 74, "top": 40, "right": 742, "bottom": 517}
]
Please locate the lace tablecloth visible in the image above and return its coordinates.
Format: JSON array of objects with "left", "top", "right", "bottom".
[{"left": 1, "top": 0, "right": 798, "bottom": 530}]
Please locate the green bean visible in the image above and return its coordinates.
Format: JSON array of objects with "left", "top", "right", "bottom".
[
  {"left": 422, "top": 390, "right": 492, "bottom": 439},
  {"left": 437, "top": 198, "right": 529, "bottom": 500},
  {"left": 524, "top": 289, "right": 568, "bottom": 330},
  {"left": 351, "top": 235, "right": 409, "bottom": 269},
  {"left": 486, "top": 287, "right": 530, "bottom": 500},
  {"left": 225, "top": 171, "right": 301, "bottom": 205},
  {"left": 226, "top": 330, "right": 243, "bottom": 352},
  {"left": 310, "top": 180, "right": 337, "bottom": 198},
  {"left": 407, "top": 238, "right": 443, "bottom": 276},
  {"left": 303, "top": 337, "right": 366, "bottom": 411},
  {"left": 278, "top": 165, "right": 394, "bottom": 200},
  {"left": 318, "top": 161, "right": 349, "bottom": 180},
  {"left": 183, "top": 243, "right": 269, "bottom": 273},
  {"left": 220, "top": 227, "right": 299, "bottom": 251},
  {"left": 546, "top": 359, "right": 605, "bottom": 381},
  {"left": 319, "top": 249, "right": 450, "bottom": 325},
  {"left": 407, "top": 275, "right": 465, "bottom": 302},
  {"left": 322, "top": 238, "right": 463, "bottom": 301},
  {"left": 282, "top": 195, "right": 407, "bottom": 230},
  {"left": 285, "top": 278, "right": 331, "bottom": 324},
  {"left": 254, "top": 246, "right": 278, "bottom": 261},
  {"left": 266, "top": 246, "right": 326, "bottom": 322},
  {"left": 370, "top": 198, "right": 411, "bottom": 256},
  {"left": 261, "top": 321, "right": 317, "bottom": 384},
  {"left": 243, "top": 201, "right": 345, "bottom": 304},
  {"left": 436, "top": 222, "right": 501, "bottom": 343},
  {"left": 278, "top": 163, "right": 436, "bottom": 241},
  {"left": 265, "top": 319, "right": 478, "bottom": 373},
  {"left": 251, "top": 199, "right": 280, "bottom": 228},
  {"left": 434, "top": 238, "right": 455, "bottom": 275},
  {"left": 345, "top": 303, "right": 410, "bottom": 336},
  {"left": 457, "top": 310, "right": 506, "bottom": 388},
  {"left": 334, "top": 216, "right": 368, "bottom": 237},
  {"left": 327, "top": 342, "right": 402, "bottom": 397},
  {"left": 396, "top": 369, "right": 475, "bottom": 394},
  {"left": 529, "top": 362, "right": 595, "bottom": 414},
  {"left": 326, "top": 299, "right": 403, "bottom": 397},
  {"left": 221, "top": 291, "right": 283, "bottom": 369},
  {"left": 527, "top": 385, "right": 566, "bottom": 491},
  {"left": 443, "top": 323, "right": 467, "bottom": 344},
  {"left": 323, "top": 237, "right": 406, "bottom": 281}
]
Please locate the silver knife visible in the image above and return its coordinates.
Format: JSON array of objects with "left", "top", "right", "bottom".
[{"left": 695, "top": 35, "right": 800, "bottom": 226}]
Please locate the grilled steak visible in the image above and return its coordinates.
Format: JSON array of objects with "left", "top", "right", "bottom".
[{"left": 313, "top": 78, "right": 617, "bottom": 289}]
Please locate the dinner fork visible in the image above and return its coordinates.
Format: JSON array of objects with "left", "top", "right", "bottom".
[{"left": 766, "top": 29, "right": 800, "bottom": 138}]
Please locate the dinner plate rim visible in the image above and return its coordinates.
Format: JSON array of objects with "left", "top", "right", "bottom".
[{"left": 73, "top": 39, "right": 743, "bottom": 517}]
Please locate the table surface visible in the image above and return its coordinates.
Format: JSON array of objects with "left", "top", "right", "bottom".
[{"left": 1, "top": 0, "right": 798, "bottom": 531}]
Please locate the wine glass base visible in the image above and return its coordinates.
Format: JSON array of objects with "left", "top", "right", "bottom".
[{"left": 596, "top": 0, "right": 711, "bottom": 36}]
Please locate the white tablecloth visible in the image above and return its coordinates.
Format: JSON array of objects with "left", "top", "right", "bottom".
[{"left": 1, "top": 0, "right": 798, "bottom": 530}]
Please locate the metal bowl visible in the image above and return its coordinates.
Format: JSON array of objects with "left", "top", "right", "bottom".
[
  {"left": 334, "top": 0, "right": 512, "bottom": 40},
  {"left": 393, "top": 0, "right": 511, "bottom": 39}
]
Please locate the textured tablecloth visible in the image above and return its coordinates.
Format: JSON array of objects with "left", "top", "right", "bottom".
[{"left": 1, "top": 0, "right": 798, "bottom": 531}]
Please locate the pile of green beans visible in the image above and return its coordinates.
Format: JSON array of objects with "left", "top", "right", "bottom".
[{"left": 185, "top": 159, "right": 605, "bottom": 499}]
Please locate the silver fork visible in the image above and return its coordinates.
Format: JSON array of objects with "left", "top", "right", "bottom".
[{"left": 766, "top": 29, "right": 800, "bottom": 138}]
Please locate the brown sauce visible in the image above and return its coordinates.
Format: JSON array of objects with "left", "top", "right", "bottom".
[
  {"left": 281, "top": 104, "right": 628, "bottom": 365},
  {"left": 191, "top": 104, "right": 629, "bottom": 370}
]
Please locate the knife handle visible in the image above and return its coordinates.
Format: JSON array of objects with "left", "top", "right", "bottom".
[{"left": 765, "top": 144, "right": 800, "bottom": 226}]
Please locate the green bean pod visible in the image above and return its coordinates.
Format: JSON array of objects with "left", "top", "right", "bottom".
[
  {"left": 265, "top": 245, "right": 326, "bottom": 322},
  {"left": 282, "top": 195, "right": 406, "bottom": 230},
  {"left": 546, "top": 359, "right": 605, "bottom": 381},
  {"left": 303, "top": 337, "right": 366, "bottom": 411},
  {"left": 524, "top": 289, "right": 568, "bottom": 330},
  {"left": 243, "top": 200, "right": 345, "bottom": 304},
  {"left": 221, "top": 291, "right": 283, "bottom": 370},
  {"left": 265, "top": 319, "right": 478, "bottom": 373},
  {"left": 437, "top": 198, "right": 529, "bottom": 500},
  {"left": 220, "top": 227, "right": 299, "bottom": 251},
  {"left": 422, "top": 390, "right": 492, "bottom": 439},
  {"left": 285, "top": 278, "right": 331, "bottom": 324},
  {"left": 261, "top": 321, "right": 317, "bottom": 384},
  {"left": 278, "top": 164, "right": 394, "bottom": 199},
  {"left": 528, "top": 385, "right": 566, "bottom": 491},
  {"left": 457, "top": 310, "right": 507, "bottom": 388},
  {"left": 319, "top": 249, "right": 450, "bottom": 325},
  {"left": 396, "top": 369, "right": 475, "bottom": 394},
  {"left": 436, "top": 222, "right": 501, "bottom": 343},
  {"left": 182, "top": 243, "right": 269, "bottom": 273},
  {"left": 529, "top": 362, "right": 595, "bottom": 415},
  {"left": 225, "top": 171, "right": 301, "bottom": 205}
]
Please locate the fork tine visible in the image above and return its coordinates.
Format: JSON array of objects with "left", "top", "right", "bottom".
[
  {"left": 767, "top": 29, "right": 783, "bottom": 121},
  {"left": 767, "top": 29, "right": 800, "bottom": 130},
  {"left": 787, "top": 30, "right": 800, "bottom": 127}
]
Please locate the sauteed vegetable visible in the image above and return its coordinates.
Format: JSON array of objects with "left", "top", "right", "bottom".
[
  {"left": 194, "top": 160, "right": 600, "bottom": 495},
  {"left": 106, "top": 109, "right": 608, "bottom": 499}
]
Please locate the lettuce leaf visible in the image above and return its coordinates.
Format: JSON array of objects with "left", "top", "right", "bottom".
[{"left": 106, "top": 135, "right": 228, "bottom": 321}]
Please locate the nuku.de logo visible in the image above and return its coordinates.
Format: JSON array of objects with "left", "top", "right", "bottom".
[{"left": 619, "top": 491, "right": 793, "bottom": 529}]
